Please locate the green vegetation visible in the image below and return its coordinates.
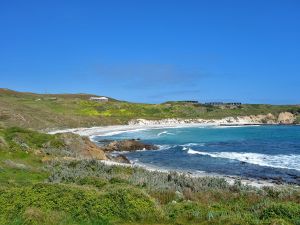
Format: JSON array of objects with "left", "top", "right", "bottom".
[
  {"left": 1, "top": 155, "right": 300, "bottom": 224},
  {"left": 1, "top": 89, "right": 300, "bottom": 224},
  {"left": 0, "top": 88, "right": 299, "bottom": 130},
  {"left": 0, "top": 127, "right": 300, "bottom": 224},
  {"left": 0, "top": 183, "right": 161, "bottom": 225},
  {"left": 0, "top": 127, "right": 50, "bottom": 188}
]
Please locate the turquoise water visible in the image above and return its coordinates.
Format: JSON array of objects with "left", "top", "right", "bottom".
[{"left": 94, "top": 125, "right": 300, "bottom": 184}]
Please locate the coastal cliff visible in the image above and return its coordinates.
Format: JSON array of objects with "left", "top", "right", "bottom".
[{"left": 129, "top": 112, "right": 297, "bottom": 126}]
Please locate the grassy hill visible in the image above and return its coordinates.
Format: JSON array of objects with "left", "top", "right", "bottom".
[{"left": 0, "top": 88, "right": 299, "bottom": 130}]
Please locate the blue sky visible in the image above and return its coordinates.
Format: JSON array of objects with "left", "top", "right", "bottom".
[{"left": 0, "top": 0, "right": 299, "bottom": 104}]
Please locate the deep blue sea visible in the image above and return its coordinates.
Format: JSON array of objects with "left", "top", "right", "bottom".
[{"left": 94, "top": 125, "right": 300, "bottom": 184}]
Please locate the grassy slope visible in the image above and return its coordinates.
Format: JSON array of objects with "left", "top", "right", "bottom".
[
  {"left": 0, "top": 88, "right": 299, "bottom": 130},
  {"left": 0, "top": 127, "right": 300, "bottom": 225}
]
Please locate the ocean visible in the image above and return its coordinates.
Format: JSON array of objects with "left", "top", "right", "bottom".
[{"left": 93, "top": 125, "right": 300, "bottom": 184}]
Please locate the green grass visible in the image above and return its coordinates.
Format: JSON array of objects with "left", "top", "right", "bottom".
[
  {"left": 0, "top": 127, "right": 64, "bottom": 187},
  {"left": 1, "top": 88, "right": 299, "bottom": 130},
  {"left": 1, "top": 127, "right": 63, "bottom": 149}
]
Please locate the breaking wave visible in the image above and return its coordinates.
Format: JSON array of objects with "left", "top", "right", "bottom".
[
  {"left": 157, "top": 131, "right": 175, "bottom": 136},
  {"left": 187, "top": 149, "right": 300, "bottom": 171}
]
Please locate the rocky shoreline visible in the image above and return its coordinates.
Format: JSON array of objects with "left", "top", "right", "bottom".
[
  {"left": 97, "top": 139, "right": 158, "bottom": 164},
  {"left": 47, "top": 131, "right": 297, "bottom": 188}
]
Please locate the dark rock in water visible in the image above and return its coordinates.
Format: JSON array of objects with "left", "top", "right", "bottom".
[
  {"left": 272, "top": 176, "right": 284, "bottom": 185},
  {"left": 273, "top": 180, "right": 283, "bottom": 185},
  {"left": 98, "top": 139, "right": 113, "bottom": 143},
  {"left": 103, "top": 139, "right": 158, "bottom": 152},
  {"left": 97, "top": 139, "right": 114, "bottom": 147},
  {"left": 110, "top": 154, "right": 131, "bottom": 164},
  {"left": 258, "top": 176, "right": 269, "bottom": 180}
]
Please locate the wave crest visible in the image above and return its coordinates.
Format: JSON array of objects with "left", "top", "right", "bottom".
[
  {"left": 157, "top": 131, "right": 175, "bottom": 136},
  {"left": 187, "top": 149, "right": 300, "bottom": 171}
]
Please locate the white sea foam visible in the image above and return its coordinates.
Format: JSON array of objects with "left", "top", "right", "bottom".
[
  {"left": 212, "top": 125, "right": 261, "bottom": 129},
  {"left": 157, "top": 145, "right": 172, "bottom": 150},
  {"left": 182, "top": 143, "right": 204, "bottom": 151},
  {"left": 181, "top": 143, "right": 205, "bottom": 147},
  {"left": 157, "top": 131, "right": 175, "bottom": 136},
  {"left": 98, "top": 128, "right": 148, "bottom": 136},
  {"left": 187, "top": 149, "right": 300, "bottom": 171}
]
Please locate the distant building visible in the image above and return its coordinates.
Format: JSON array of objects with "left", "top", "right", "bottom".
[
  {"left": 178, "top": 100, "right": 199, "bottom": 104},
  {"left": 205, "top": 102, "right": 241, "bottom": 106},
  {"left": 227, "top": 102, "right": 242, "bottom": 106},
  {"left": 89, "top": 96, "right": 108, "bottom": 102},
  {"left": 204, "top": 102, "right": 223, "bottom": 106}
]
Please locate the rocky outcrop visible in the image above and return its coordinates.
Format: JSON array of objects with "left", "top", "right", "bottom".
[
  {"left": 53, "top": 133, "right": 107, "bottom": 160},
  {"left": 42, "top": 133, "right": 157, "bottom": 163},
  {"left": 107, "top": 154, "right": 131, "bottom": 164},
  {"left": 81, "top": 137, "right": 107, "bottom": 160},
  {"left": 277, "top": 112, "right": 296, "bottom": 124},
  {"left": 102, "top": 139, "right": 158, "bottom": 152},
  {"left": 234, "top": 114, "right": 276, "bottom": 124},
  {"left": 97, "top": 139, "right": 159, "bottom": 164}
]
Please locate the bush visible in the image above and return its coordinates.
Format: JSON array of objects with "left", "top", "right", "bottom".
[
  {"left": 0, "top": 183, "right": 161, "bottom": 224},
  {"left": 2, "top": 127, "right": 63, "bottom": 150},
  {"left": 77, "top": 177, "right": 108, "bottom": 189},
  {"left": 97, "top": 186, "right": 162, "bottom": 221},
  {"left": 260, "top": 202, "right": 300, "bottom": 223},
  {"left": 166, "top": 201, "right": 204, "bottom": 222}
]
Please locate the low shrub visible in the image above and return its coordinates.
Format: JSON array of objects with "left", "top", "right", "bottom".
[
  {"left": 0, "top": 183, "right": 162, "bottom": 224},
  {"left": 1, "top": 127, "right": 64, "bottom": 151},
  {"left": 47, "top": 160, "right": 255, "bottom": 194},
  {"left": 260, "top": 202, "right": 300, "bottom": 223},
  {"left": 77, "top": 176, "right": 108, "bottom": 189},
  {"left": 166, "top": 201, "right": 204, "bottom": 222},
  {"left": 149, "top": 190, "right": 177, "bottom": 204}
]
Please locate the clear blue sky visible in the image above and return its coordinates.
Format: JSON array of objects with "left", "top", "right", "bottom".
[{"left": 0, "top": 0, "right": 299, "bottom": 104}]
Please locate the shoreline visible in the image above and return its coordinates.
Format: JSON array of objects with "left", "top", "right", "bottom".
[
  {"left": 48, "top": 117, "right": 266, "bottom": 136},
  {"left": 48, "top": 115, "right": 298, "bottom": 137},
  {"left": 48, "top": 118, "right": 299, "bottom": 188}
]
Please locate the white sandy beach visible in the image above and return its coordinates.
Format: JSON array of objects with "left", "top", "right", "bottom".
[{"left": 48, "top": 117, "right": 264, "bottom": 137}]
